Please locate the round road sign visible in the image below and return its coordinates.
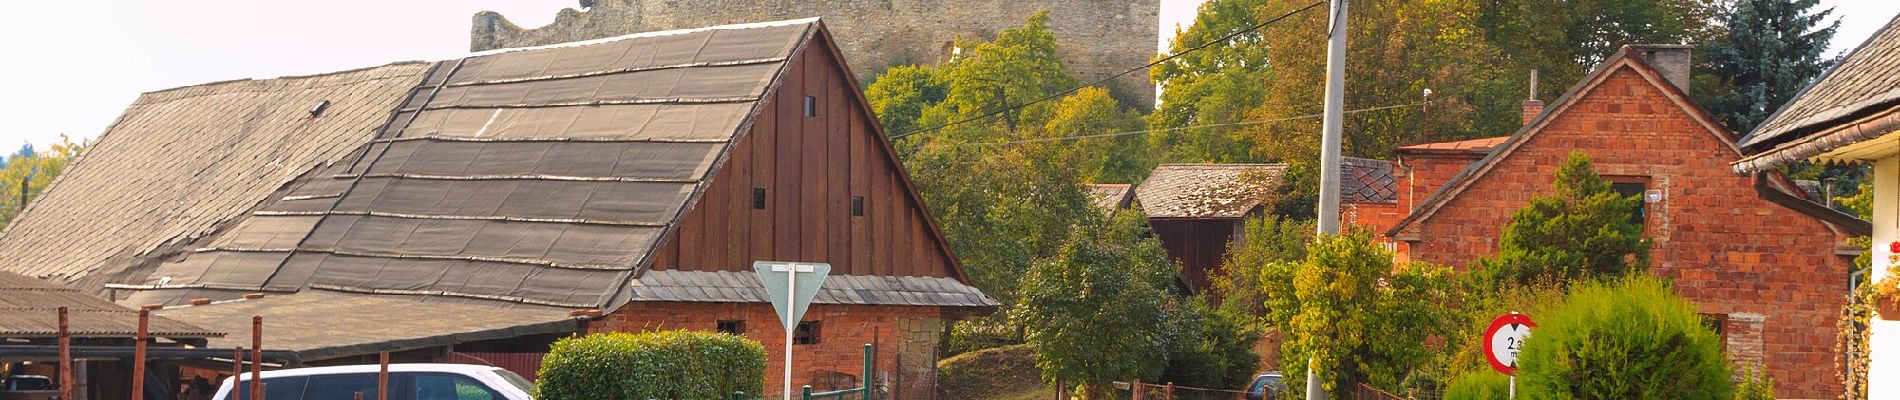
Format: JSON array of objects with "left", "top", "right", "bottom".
[{"left": 1482, "top": 312, "right": 1535, "bottom": 375}]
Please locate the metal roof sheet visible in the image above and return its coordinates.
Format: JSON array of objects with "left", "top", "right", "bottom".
[
  {"left": 0, "top": 272, "right": 220, "bottom": 338},
  {"left": 628, "top": 270, "right": 996, "bottom": 308}
]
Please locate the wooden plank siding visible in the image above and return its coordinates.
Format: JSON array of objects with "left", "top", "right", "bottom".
[{"left": 648, "top": 38, "right": 957, "bottom": 279}]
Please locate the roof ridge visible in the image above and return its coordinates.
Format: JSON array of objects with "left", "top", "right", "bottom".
[
  {"left": 467, "top": 17, "right": 822, "bottom": 58},
  {"left": 136, "top": 61, "right": 433, "bottom": 99}
]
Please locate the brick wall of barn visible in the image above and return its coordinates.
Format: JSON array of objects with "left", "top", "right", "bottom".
[
  {"left": 1398, "top": 67, "right": 1850, "bottom": 398},
  {"left": 593, "top": 302, "right": 944, "bottom": 399}
]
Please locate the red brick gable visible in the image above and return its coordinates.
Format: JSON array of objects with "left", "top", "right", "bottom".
[{"left": 1388, "top": 50, "right": 1852, "bottom": 398}]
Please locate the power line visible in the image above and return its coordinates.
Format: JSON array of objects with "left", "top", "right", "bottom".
[
  {"left": 890, "top": 0, "right": 1329, "bottom": 140},
  {"left": 953, "top": 101, "right": 1426, "bottom": 147}
]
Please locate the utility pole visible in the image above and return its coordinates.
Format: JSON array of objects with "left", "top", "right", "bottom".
[
  {"left": 1316, "top": 0, "right": 1347, "bottom": 237},
  {"left": 1311, "top": 0, "right": 1347, "bottom": 399}
]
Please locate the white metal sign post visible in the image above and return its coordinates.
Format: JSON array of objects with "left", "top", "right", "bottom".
[
  {"left": 754, "top": 261, "right": 830, "bottom": 400},
  {"left": 1483, "top": 312, "right": 1535, "bottom": 400}
]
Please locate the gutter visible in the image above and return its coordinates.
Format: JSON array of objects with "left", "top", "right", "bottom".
[
  {"left": 1734, "top": 106, "right": 1900, "bottom": 174},
  {"left": 1754, "top": 173, "right": 1871, "bottom": 237}
]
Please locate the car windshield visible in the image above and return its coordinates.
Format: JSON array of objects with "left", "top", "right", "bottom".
[{"left": 492, "top": 369, "right": 534, "bottom": 393}]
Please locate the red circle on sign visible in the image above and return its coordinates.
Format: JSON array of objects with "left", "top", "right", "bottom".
[{"left": 1482, "top": 312, "right": 1536, "bottom": 375}]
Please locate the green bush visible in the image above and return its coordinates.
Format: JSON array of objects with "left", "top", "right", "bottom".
[
  {"left": 1442, "top": 370, "right": 1509, "bottom": 400},
  {"left": 1157, "top": 297, "right": 1260, "bottom": 390},
  {"left": 1733, "top": 365, "right": 1775, "bottom": 400},
  {"left": 535, "top": 331, "right": 766, "bottom": 400},
  {"left": 1515, "top": 276, "right": 1731, "bottom": 399}
]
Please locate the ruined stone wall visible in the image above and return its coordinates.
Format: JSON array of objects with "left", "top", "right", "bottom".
[{"left": 472, "top": 0, "right": 1159, "bottom": 107}]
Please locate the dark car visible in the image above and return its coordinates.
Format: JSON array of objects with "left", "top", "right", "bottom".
[{"left": 1245, "top": 373, "right": 1287, "bottom": 400}]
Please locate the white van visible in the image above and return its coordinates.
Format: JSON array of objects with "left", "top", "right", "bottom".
[{"left": 212, "top": 364, "right": 533, "bottom": 400}]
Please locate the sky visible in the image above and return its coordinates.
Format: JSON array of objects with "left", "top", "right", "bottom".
[{"left": 0, "top": 1, "right": 1894, "bottom": 150}]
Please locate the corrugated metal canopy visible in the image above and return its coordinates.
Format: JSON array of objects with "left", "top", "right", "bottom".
[
  {"left": 0, "top": 272, "right": 220, "bottom": 338},
  {"left": 154, "top": 290, "right": 579, "bottom": 360}
]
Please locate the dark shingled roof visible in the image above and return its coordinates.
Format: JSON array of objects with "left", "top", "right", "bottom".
[
  {"left": 1741, "top": 14, "right": 1900, "bottom": 152},
  {"left": 0, "top": 271, "right": 220, "bottom": 338}
]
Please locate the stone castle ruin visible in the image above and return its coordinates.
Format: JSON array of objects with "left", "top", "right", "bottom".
[{"left": 472, "top": 0, "right": 1160, "bottom": 106}]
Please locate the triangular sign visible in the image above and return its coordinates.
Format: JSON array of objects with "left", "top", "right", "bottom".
[{"left": 753, "top": 261, "right": 830, "bottom": 330}]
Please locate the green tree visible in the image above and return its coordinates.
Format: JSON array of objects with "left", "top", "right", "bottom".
[
  {"left": 865, "top": 65, "right": 948, "bottom": 138},
  {"left": 1515, "top": 276, "right": 1733, "bottom": 399},
  {"left": 1209, "top": 215, "right": 1313, "bottom": 323},
  {"left": 1260, "top": 230, "right": 1454, "bottom": 397},
  {"left": 1014, "top": 211, "right": 1176, "bottom": 399},
  {"left": 1702, "top": 0, "right": 1838, "bottom": 133},
  {"left": 1442, "top": 370, "right": 1510, "bottom": 400},
  {"left": 1148, "top": 0, "right": 1279, "bottom": 164},
  {"left": 1478, "top": 151, "right": 1650, "bottom": 285},
  {"left": 1477, "top": 0, "right": 1722, "bottom": 92},
  {"left": 0, "top": 136, "right": 83, "bottom": 228},
  {"left": 1156, "top": 297, "right": 1261, "bottom": 391}
]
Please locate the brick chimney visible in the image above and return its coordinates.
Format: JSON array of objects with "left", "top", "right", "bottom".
[
  {"left": 1629, "top": 44, "right": 1692, "bottom": 92},
  {"left": 1522, "top": 69, "right": 1544, "bottom": 125}
]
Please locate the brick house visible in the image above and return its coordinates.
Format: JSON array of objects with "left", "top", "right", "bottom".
[
  {"left": 0, "top": 19, "right": 993, "bottom": 399},
  {"left": 1384, "top": 45, "right": 1866, "bottom": 398},
  {"left": 1133, "top": 161, "right": 1397, "bottom": 294},
  {"left": 1732, "top": 14, "right": 1900, "bottom": 397}
]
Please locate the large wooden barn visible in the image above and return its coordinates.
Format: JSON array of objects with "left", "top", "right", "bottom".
[{"left": 0, "top": 19, "right": 993, "bottom": 399}]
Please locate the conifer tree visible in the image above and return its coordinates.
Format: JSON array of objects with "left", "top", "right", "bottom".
[
  {"left": 1479, "top": 151, "right": 1650, "bottom": 285},
  {"left": 1703, "top": 0, "right": 1838, "bottom": 133}
]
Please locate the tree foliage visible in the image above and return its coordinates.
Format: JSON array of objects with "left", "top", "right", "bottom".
[
  {"left": 1701, "top": 0, "right": 1838, "bottom": 133},
  {"left": 1210, "top": 215, "right": 1314, "bottom": 323},
  {"left": 1442, "top": 370, "right": 1510, "bottom": 400},
  {"left": 1013, "top": 211, "right": 1177, "bottom": 398},
  {"left": 1259, "top": 230, "right": 1454, "bottom": 397},
  {"left": 1514, "top": 276, "right": 1733, "bottom": 399},
  {"left": 1478, "top": 151, "right": 1650, "bottom": 285},
  {"left": 0, "top": 136, "right": 83, "bottom": 228}
]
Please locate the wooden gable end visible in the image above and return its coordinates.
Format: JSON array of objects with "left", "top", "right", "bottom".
[{"left": 648, "top": 30, "right": 962, "bottom": 280}]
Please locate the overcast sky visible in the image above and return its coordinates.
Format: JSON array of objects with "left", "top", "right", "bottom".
[{"left": 0, "top": 1, "right": 1893, "bottom": 150}]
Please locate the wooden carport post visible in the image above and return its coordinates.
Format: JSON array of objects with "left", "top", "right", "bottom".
[
  {"left": 131, "top": 307, "right": 149, "bottom": 400},
  {"left": 57, "top": 307, "right": 72, "bottom": 400}
]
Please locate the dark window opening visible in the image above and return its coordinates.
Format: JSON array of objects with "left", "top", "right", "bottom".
[
  {"left": 804, "top": 96, "right": 818, "bottom": 117},
  {"left": 753, "top": 187, "right": 768, "bottom": 210},
  {"left": 851, "top": 196, "right": 865, "bottom": 217},
  {"left": 794, "top": 321, "right": 821, "bottom": 345},
  {"left": 1702, "top": 312, "right": 1732, "bottom": 352},
  {"left": 717, "top": 320, "right": 746, "bottom": 335},
  {"left": 1609, "top": 181, "right": 1647, "bottom": 226}
]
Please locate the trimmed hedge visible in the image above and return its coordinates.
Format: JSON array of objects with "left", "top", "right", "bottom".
[
  {"left": 1515, "top": 276, "right": 1731, "bottom": 399},
  {"left": 1442, "top": 371, "right": 1509, "bottom": 400},
  {"left": 535, "top": 331, "right": 766, "bottom": 400}
]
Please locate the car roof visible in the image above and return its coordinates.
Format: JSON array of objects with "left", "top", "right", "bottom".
[{"left": 232, "top": 364, "right": 501, "bottom": 380}]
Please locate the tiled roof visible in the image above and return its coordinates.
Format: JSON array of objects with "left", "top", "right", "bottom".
[
  {"left": 0, "top": 271, "right": 220, "bottom": 338},
  {"left": 1342, "top": 157, "right": 1398, "bottom": 204},
  {"left": 1741, "top": 14, "right": 1900, "bottom": 151},
  {"left": 0, "top": 64, "right": 434, "bottom": 287},
  {"left": 1136, "top": 164, "right": 1285, "bottom": 219},
  {"left": 1084, "top": 183, "right": 1134, "bottom": 214},
  {"left": 1393, "top": 136, "right": 1510, "bottom": 154}
]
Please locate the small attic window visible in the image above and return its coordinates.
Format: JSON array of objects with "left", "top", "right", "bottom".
[
  {"left": 308, "top": 100, "right": 331, "bottom": 118},
  {"left": 851, "top": 196, "right": 865, "bottom": 217},
  {"left": 753, "top": 187, "right": 768, "bottom": 210},
  {"left": 803, "top": 96, "right": 818, "bottom": 117}
]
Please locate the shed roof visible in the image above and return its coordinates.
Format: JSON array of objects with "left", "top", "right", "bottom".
[
  {"left": 1342, "top": 157, "right": 1398, "bottom": 204},
  {"left": 1084, "top": 183, "right": 1135, "bottom": 214},
  {"left": 1136, "top": 164, "right": 1285, "bottom": 219},
  {"left": 154, "top": 290, "right": 579, "bottom": 359},
  {"left": 0, "top": 271, "right": 220, "bottom": 339},
  {"left": 1393, "top": 136, "right": 1509, "bottom": 155}
]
